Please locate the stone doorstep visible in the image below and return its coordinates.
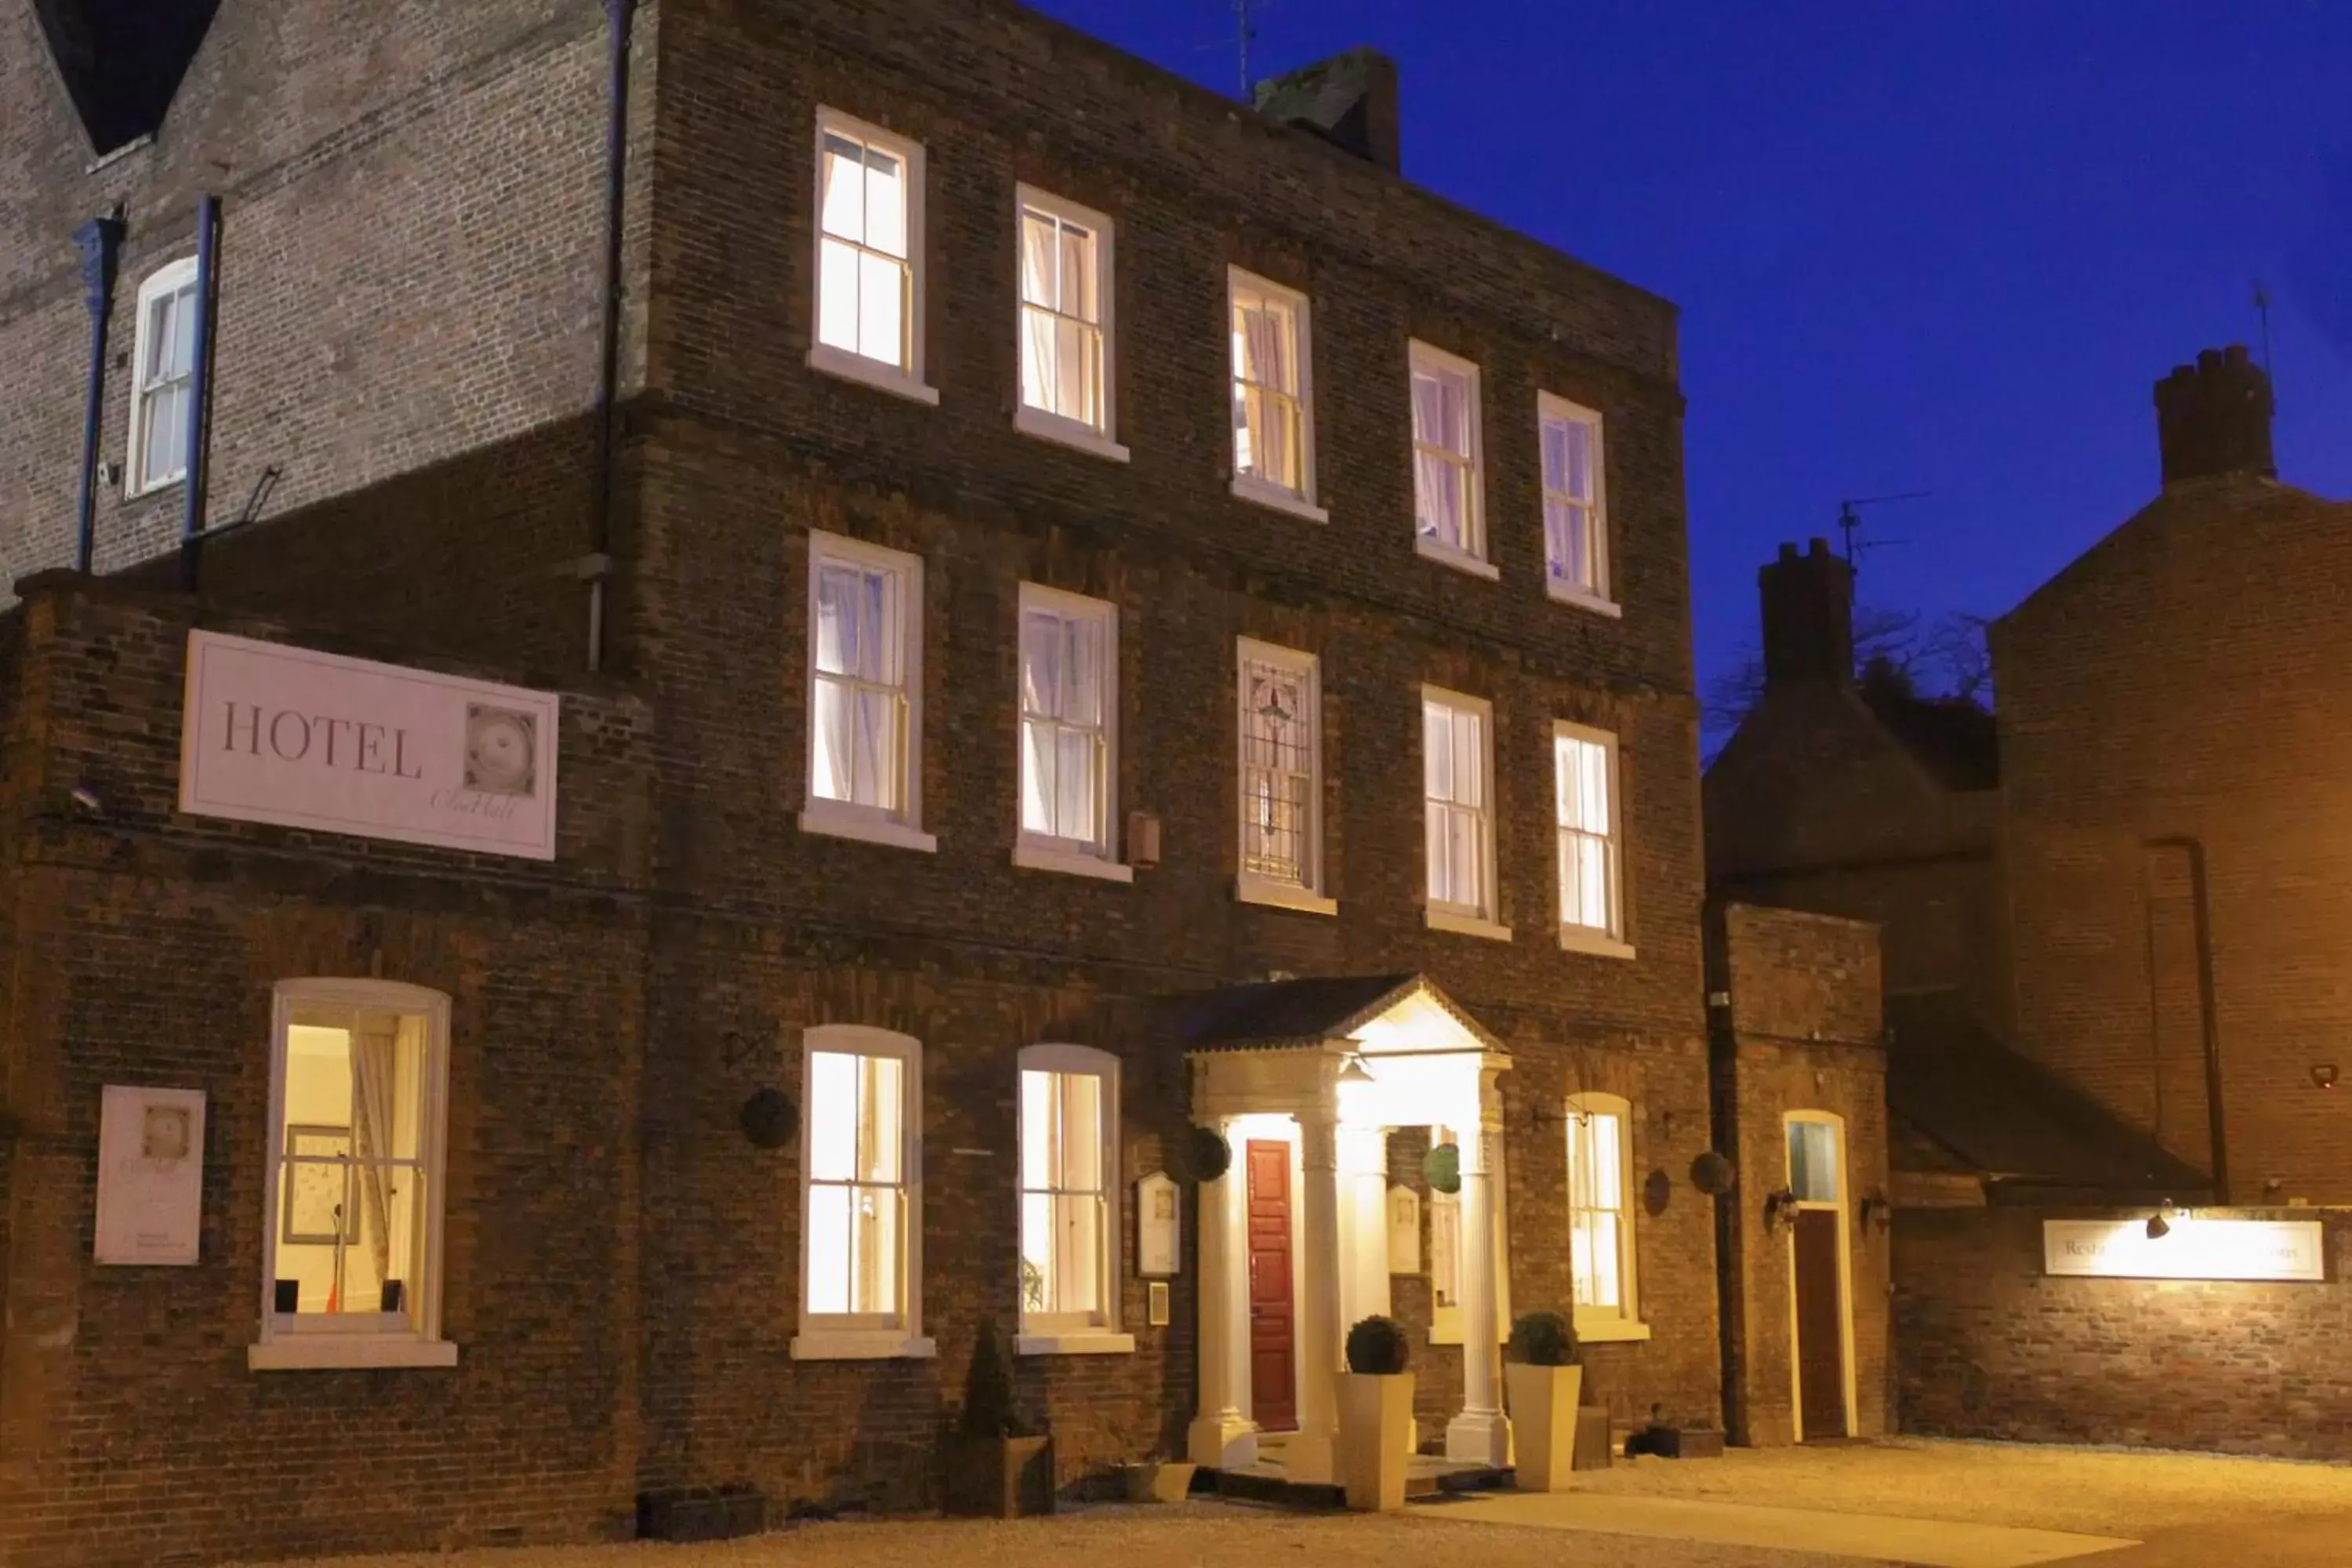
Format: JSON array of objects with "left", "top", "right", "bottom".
[{"left": 1206, "top": 1454, "right": 1512, "bottom": 1510}]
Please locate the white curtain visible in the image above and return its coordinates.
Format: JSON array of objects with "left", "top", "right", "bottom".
[
  {"left": 1020, "top": 211, "right": 1059, "bottom": 412},
  {"left": 349, "top": 1025, "right": 399, "bottom": 1293}
]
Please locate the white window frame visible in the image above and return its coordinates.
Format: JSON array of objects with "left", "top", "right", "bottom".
[
  {"left": 249, "top": 978, "right": 455, "bottom": 1371},
  {"left": 1227, "top": 268, "right": 1327, "bottom": 524},
  {"left": 1015, "top": 1044, "right": 1134, "bottom": 1355},
  {"left": 1235, "top": 638, "right": 1334, "bottom": 916},
  {"left": 1422, "top": 685, "right": 1508, "bottom": 941},
  {"left": 1410, "top": 340, "right": 1493, "bottom": 580},
  {"left": 793, "top": 1025, "right": 935, "bottom": 1361},
  {"left": 125, "top": 256, "right": 199, "bottom": 498},
  {"left": 1014, "top": 186, "right": 1127, "bottom": 463},
  {"left": 799, "top": 531, "right": 936, "bottom": 853},
  {"left": 1013, "top": 583, "right": 1131, "bottom": 883},
  {"left": 808, "top": 107, "right": 938, "bottom": 406},
  {"left": 1554, "top": 720, "right": 1634, "bottom": 960},
  {"left": 1539, "top": 393, "right": 1617, "bottom": 615},
  {"left": 1565, "top": 1092, "right": 1650, "bottom": 1342}
]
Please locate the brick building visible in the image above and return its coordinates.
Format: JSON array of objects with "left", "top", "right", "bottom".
[
  {"left": 1705, "top": 344, "right": 2352, "bottom": 1462},
  {"left": 2, "top": 2, "right": 1885, "bottom": 1562}
]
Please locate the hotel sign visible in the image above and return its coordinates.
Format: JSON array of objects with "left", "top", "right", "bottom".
[
  {"left": 2043, "top": 1218, "right": 2325, "bottom": 1283},
  {"left": 179, "top": 630, "right": 558, "bottom": 860}
]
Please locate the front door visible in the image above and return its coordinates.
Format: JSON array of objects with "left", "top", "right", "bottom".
[
  {"left": 1792, "top": 1210, "right": 1846, "bottom": 1438},
  {"left": 1245, "top": 1139, "right": 1297, "bottom": 1432}
]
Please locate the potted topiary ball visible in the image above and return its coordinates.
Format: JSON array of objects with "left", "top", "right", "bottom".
[
  {"left": 1339, "top": 1315, "right": 1414, "bottom": 1512},
  {"left": 1504, "top": 1310, "right": 1582, "bottom": 1491}
]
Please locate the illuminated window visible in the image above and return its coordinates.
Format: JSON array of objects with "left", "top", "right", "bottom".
[
  {"left": 127, "top": 256, "right": 198, "bottom": 495},
  {"left": 1540, "top": 394, "right": 1610, "bottom": 606},
  {"left": 1018, "top": 1045, "right": 1120, "bottom": 1345},
  {"left": 1229, "top": 270, "right": 1324, "bottom": 520},
  {"left": 801, "top": 532, "right": 933, "bottom": 852},
  {"left": 1566, "top": 1093, "right": 1640, "bottom": 1330},
  {"left": 796, "top": 1025, "right": 931, "bottom": 1359},
  {"left": 810, "top": 107, "right": 934, "bottom": 403},
  {"left": 1555, "top": 724, "right": 1625, "bottom": 948},
  {"left": 1236, "top": 640, "right": 1327, "bottom": 909},
  {"left": 1788, "top": 1116, "right": 1842, "bottom": 1203},
  {"left": 1016, "top": 584, "right": 1126, "bottom": 879},
  {"left": 251, "top": 979, "right": 452, "bottom": 1370},
  {"left": 1411, "top": 342, "right": 1486, "bottom": 572},
  {"left": 1423, "top": 688, "right": 1498, "bottom": 929},
  {"left": 1016, "top": 187, "right": 1122, "bottom": 459}
]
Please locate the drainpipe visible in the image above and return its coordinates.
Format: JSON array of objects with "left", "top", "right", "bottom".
[
  {"left": 179, "top": 194, "right": 222, "bottom": 593},
  {"left": 2181, "top": 840, "right": 2230, "bottom": 1202},
  {"left": 73, "top": 211, "right": 123, "bottom": 574},
  {"left": 584, "top": 0, "right": 637, "bottom": 673}
]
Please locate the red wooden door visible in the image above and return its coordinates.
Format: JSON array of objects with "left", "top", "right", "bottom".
[
  {"left": 1793, "top": 1210, "right": 1848, "bottom": 1439},
  {"left": 1246, "top": 1140, "right": 1298, "bottom": 1432}
]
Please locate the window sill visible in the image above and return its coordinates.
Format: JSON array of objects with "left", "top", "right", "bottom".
[
  {"left": 789, "top": 1330, "right": 939, "bottom": 1362},
  {"left": 125, "top": 472, "right": 185, "bottom": 502},
  {"left": 1237, "top": 876, "right": 1338, "bottom": 916},
  {"left": 1548, "top": 583, "right": 1623, "bottom": 619},
  {"left": 1016, "top": 1331, "right": 1137, "bottom": 1356},
  {"left": 1229, "top": 476, "right": 1329, "bottom": 524},
  {"left": 806, "top": 344, "right": 941, "bottom": 406},
  {"left": 1559, "top": 927, "right": 1636, "bottom": 961},
  {"left": 799, "top": 800, "right": 938, "bottom": 854},
  {"left": 1014, "top": 842, "right": 1135, "bottom": 884},
  {"left": 1427, "top": 909, "right": 1512, "bottom": 942},
  {"left": 248, "top": 1337, "right": 459, "bottom": 1371},
  {"left": 1573, "top": 1317, "right": 1653, "bottom": 1345},
  {"left": 1015, "top": 407, "right": 1130, "bottom": 463},
  {"left": 1416, "top": 535, "right": 1501, "bottom": 582}
]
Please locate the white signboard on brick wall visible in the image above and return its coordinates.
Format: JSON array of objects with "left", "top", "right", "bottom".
[
  {"left": 2043, "top": 1218, "right": 2325, "bottom": 1283},
  {"left": 93, "top": 1086, "right": 206, "bottom": 1265},
  {"left": 179, "top": 630, "right": 559, "bottom": 860}
]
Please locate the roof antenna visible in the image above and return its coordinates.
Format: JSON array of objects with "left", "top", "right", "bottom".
[
  {"left": 2252, "top": 280, "right": 2277, "bottom": 391},
  {"left": 1235, "top": 0, "right": 1261, "bottom": 97},
  {"left": 1836, "top": 490, "right": 1929, "bottom": 572}
]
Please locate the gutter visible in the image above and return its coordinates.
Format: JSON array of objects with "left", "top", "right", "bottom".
[
  {"left": 583, "top": 0, "right": 637, "bottom": 672},
  {"left": 72, "top": 210, "right": 123, "bottom": 573}
]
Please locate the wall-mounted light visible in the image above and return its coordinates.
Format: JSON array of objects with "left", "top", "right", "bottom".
[
  {"left": 2313, "top": 1064, "right": 2338, "bottom": 1091},
  {"left": 1859, "top": 1189, "right": 1895, "bottom": 1232},
  {"left": 1337, "top": 1052, "right": 1376, "bottom": 1087},
  {"left": 69, "top": 784, "right": 103, "bottom": 817},
  {"left": 1763, "top": 1185, "right": 1800, "bottom": 1234},
  {"left": 2146, "top": 1199, "right": 2179, "bottom": 1240}
]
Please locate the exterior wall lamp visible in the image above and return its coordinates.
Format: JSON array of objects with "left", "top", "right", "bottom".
[
  {"left": 2146, "top": 1199, "right": 2180, "bottom": 1240},
  {"left": 1762, "top": 1186, "right": 1800, "bottom": 1234}
]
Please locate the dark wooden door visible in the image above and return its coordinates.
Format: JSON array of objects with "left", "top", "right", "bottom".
[
  {"left": 1793, "top": 1209, "right": 1848, "bottom": 1439},
  {"left": 1246, "top": 1140, "right": 1297, "bottom": 1432}
]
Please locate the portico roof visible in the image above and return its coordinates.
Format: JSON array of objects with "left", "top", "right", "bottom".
[{"left": 1165, "top": 972, "right": 1508, "bottom": 1056}]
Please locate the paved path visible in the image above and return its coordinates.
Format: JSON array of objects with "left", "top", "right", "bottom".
[{"left": 1419, "top": 1491, "right": 2135, "bottom": 1567}]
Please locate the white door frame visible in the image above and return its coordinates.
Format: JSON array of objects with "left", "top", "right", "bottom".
[{"left": 1782, "top": 1109, "right": 1857, "bottom": 1443}]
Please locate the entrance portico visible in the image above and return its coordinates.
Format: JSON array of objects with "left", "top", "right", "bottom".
[{"left": 1176, "top": 975, "right": 1514, "bottom": 1484}]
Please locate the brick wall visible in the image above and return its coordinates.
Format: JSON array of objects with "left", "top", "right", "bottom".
[
  {"left": 0, "top": 0, "right": 654, "bottom": 590},
  {"left": 1997, "top": 475, "right": 2352, "bottom": 1201},
  {"left": 0, "top": 577, "right": 658, "bottom": 1567},
  {"left": 1709, "top": 903, "right": 1891, "bottom": 1447},
  {"left": 1896, "top": 1205, "right": 2352, "bottom": 1460}
]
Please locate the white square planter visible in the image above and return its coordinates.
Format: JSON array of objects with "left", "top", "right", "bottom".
[
  {"left": 1341, "top": 1371, "right": 1414, "bottom": 1512},
  {"left": 1504, "top": 1363, "right": 1584, "bottom": 1491}
]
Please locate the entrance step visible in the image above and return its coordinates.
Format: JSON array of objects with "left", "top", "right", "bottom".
[{"left": 1205, "top": 1456, "right": 1511, "bottom": 1510}]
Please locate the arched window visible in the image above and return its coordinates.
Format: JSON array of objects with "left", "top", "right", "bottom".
[
  {"left": 1015, "top": 1044, "right": 1129, "bottom": 1352},
  {"left": 1566, "top": 1092, "right": 1646, "bottom": 1339},
  {"left": 251, "top": 978, "right": 452, "bottom": 1370},
  {"left": 794, "top": 1024, "right": 931, "bottom": 1361}
]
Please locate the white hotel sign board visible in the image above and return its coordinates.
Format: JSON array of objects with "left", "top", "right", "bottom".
[
  {"left": 2043, "top": 1218, "right": 2325, "bottom": 1283},
  {"left": 179, "top": 630, "right": 559, "bottom": 860}
]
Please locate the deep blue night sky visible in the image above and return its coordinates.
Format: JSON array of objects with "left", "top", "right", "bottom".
[{"left": 1028, "top": 1, "right": 2352, "bottom": 707}]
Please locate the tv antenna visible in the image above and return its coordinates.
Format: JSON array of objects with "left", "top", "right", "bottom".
[
  {"left": 1836, "top": 490, "right": 1929, "bottom": 570},
  {"left": 2252, "top": 280, "right": 2277, "bottom": 387},
  {"left": 1201, "top": 0, "right": 1265, "bottom": 97}
]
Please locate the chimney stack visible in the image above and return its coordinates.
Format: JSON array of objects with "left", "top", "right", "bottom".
[
  {"left": 1252, "top": 48, "right": 1400, "bottom": 172},
  {"left": 2154, "top": 345, "right": 2274, "bottom": 488},
  {"left": 1759, "top": 538, "right": 1854, "bottom": 690}
]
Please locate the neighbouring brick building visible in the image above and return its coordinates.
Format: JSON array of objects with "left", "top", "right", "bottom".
[
  {"left": 1706, "top": 343, "right": 2352, "bottom": 1463},
  {"left": 2, "top": 2, "right": 1886, "bottom": 1563}
]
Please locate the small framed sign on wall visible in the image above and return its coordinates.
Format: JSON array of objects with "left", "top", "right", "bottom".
[
  {"left": 1137, "top": 1171, "right": 1179, "bottom": 1276},
  {"left": 93, "top": 1086, "right": 206, "bottom": 1266}
]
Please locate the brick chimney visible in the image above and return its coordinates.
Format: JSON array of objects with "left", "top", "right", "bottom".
[
  {"left": 1759, "top": 538, "right": 1854, "bottom": 689},
  {"left": 1252, "top": 48, "right": 1400, "bottom": 172},
  {"left": 2154, "top": 345, "right": 2275, "bottom": 488}
]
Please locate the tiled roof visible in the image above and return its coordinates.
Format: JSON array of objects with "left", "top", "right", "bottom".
[{"left": 1863, "top": 690, "right": 1999, "bottom": 792}]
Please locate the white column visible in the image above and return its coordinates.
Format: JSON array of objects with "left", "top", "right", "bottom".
[
  {"left": 1336, "top": 1127, "right": 1391, "bottom": 1336},
  {"left": 1446, "top": 1074, "right": 1512, "bottom": 1465},
  {"left": 1189, "top": 1120, "right": 1258, "bottom": 1468},
  {"left": 1287, "top": 1106, "right": 1343, "bottom": 1483}
]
